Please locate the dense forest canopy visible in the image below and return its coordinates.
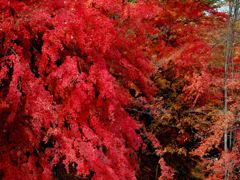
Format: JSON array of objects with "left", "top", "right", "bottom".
[{"left": 0, "top": 0, "right": 239, "bottom": 179}]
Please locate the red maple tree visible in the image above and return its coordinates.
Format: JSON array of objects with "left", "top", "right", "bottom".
[{"left": 0, "top": 1, "right": 156, "bottom": 179}]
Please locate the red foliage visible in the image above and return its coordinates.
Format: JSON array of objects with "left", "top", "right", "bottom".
[
  {"left": 1, "top": 0, "right": 238, "bottom": 179},
  {"left": 0, "top": 1, "right": 155, "bottom": 179}
]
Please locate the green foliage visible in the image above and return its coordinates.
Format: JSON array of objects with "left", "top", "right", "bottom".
[
  {"left": 201, "top": 0, "right": 224, "bottom": 5},
  {"left": 128, "top": 0, "right": 137, "bottom": 3}
]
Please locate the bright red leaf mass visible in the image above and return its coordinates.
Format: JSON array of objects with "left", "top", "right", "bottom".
[
  {"left": 1, "top": 0, "right": 239, "bottom": 179},
  {"left": 0, "top": 1, "right": 156, "bottom": 179}
]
